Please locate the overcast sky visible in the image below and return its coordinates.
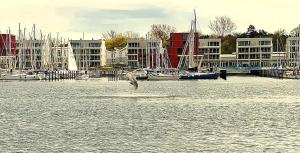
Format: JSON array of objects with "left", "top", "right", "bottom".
[{"left": 1, "top": 0, "right": 300, "bottom": 40}]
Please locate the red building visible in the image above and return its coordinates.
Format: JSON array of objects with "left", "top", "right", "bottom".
[
  {"left": 168, "top": 33, "right": 200, "bottom": 68},
  {"left": 0, "top": 34, "right": 17, "bottom": 56}
]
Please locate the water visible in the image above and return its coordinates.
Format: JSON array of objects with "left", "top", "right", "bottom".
[{"left": 0, "top": 77, "right": 299, "bottom": 152}]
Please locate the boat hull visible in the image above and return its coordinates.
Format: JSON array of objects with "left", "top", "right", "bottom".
[
  {"left": 0, "top": 74, "right": 41, "bottom": 80},
  {"left": 148, "top": 75, "right": 179, "bottom": 81},
  {"left": 180, "top": 73, "right": 218, "bottom": 80},
  {"left": 136, "top": 76, "right": 148, "bottom": 80}
]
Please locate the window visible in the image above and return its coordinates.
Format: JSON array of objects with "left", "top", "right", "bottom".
[
  {"left": 259, "top": 41, "right": 271, "bottom": 46},
  {"left": 128, "top": 55, "right": 137, "bottom": 60},
  {"left": 149, "top": 42, "right": 157, "bottom": 47},
  {"left": 89, "top": 43, "right": 101, "bottom": 47},
  {"left": 34, "top": 43, "right": 41, "bottom": 47},
  {"left": 238, "top": 41, "right": 250, "bottom": 46},
  {"left": 250, "top": 48, "right": 259, "bottom": 53},
  {"left": 209, "top": 42, "right": 220, "bottom": 46},
  {"left": 128, "top": 42, "right": 139, "bottom": 47},
  {"left": 262, "top": 54, "right": 271, "bottom": 59},
  {"left": 238, "top": 54, "right": 249, "bottom": 59},
  {"left": 71, "top": 43, "right": 80, "bottom": 48},
  {"left": 290, "top": 40, "right": 299, "bottom": 46},
  {"left": 239, "top": 48, "right": 249, "bottom": 53},
  {"left": 128, "top": 49, "right": 137, "bottom": 54},
  {"left": 261, "top": 47, "right": 271, "bottom": 52},
  {"left": 90, "top": 49, "right": 99, "bottom": 54}
]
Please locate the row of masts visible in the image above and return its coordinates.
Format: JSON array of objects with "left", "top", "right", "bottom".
[
  {"left": 0, "top": 23, "right": 69, "bottom": 71},
  {"left": 137, "top": 34, "right": 169, "bottom": 70}
]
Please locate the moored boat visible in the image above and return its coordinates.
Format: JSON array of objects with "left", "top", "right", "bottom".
[
  {"left": 131, "top": 69, "right": 148, "bottom": 80},
  {"left": 148, "top": 73, "right": 179, "bottom": 81},
  {"left": 179, "top": 72, "right": 218, "bottom": 80}
]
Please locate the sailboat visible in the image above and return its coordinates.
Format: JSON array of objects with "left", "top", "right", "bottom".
[
  {"left": 178, "top": 10, "right": 219, "bottom": 80},
  {"left": 0, "top": 26, "right": 42, "bottom": 81},
  {"left": 146, "top": 39, "right": 180, "bottom": 80},
  {"left": 69, "top": 39, "right": 88, "bottom": 80}
]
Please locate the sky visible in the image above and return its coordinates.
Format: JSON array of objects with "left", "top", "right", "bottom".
[{"left": 1, "top": 0, "right": 300, "bottom": 40}]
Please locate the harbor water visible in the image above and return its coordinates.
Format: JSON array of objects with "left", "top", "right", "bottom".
[{"left": 0, "top": 77, "right": 299, "bottom": 152}]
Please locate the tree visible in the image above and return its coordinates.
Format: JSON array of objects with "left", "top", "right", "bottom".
[
  {"left": 105, "top": 35, "right": 128, "bottom": 51},
  {"left": 290, "top": 25, "right": 300, "bottom": 37},
  {"left": 148, "top": 24, "right": 176, "bottom": 48},
  {"left": 247, "top": 25, "right": 256, "bottom": 34},
  {"left": 239, "top": 25, "right": 271, "bottom": 38},
  {"left": 273, "top": 29, "right": 288, "bottom": 52},
  {"left": 124, "top": 31, "right": 140, "bottom": 39},
  {"left": 209, "top": 16, "right": 236, "bottom": 37},
  {"left": 222, "top": 34, "right": 237, "bottom": 54},
  {"left": 103, "top": 30, "right": 141, "bottom": 50},
  {"left": 102, "top": 30, "right": 118, "bottom": 40}
]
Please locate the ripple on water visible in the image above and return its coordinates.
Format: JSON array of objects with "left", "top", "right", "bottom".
[{"left": 0, "top": 77, "right": 299, "bottom": 152}]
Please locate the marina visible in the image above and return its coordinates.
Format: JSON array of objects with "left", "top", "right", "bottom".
[{"left": 1, "top": 0, "right": 300, "bottom": 152}]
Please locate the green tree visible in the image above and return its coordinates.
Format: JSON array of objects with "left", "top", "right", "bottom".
[
  {"left": 105, "top": 34, "right": 128, "bottom": 51},
  {"left": 240, "top": 25, "right": 271, "bottom": 38},
  {"left": 222, "top": 34, "right": 237, "bottom": 54},
  {"left": 103, "top": 30, "right": 140, "bottom": 50},
  {"left": 273, "top": 29, "right": 288, "bottom": 52}
]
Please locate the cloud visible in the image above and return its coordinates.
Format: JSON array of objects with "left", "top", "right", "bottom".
[
  {"left": 57, "top": 6, "right": 190, "bottom": 34},
  {"left": 2, "top": 0, "right": 300, "bottom": 40}
]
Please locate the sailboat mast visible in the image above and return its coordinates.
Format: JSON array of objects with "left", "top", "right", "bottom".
[
  {"left": 8, "top": 27, "right": 12, "bottom": 70},
  {"left": 194, "top": 9, "right": 197, "bottom": 35},
  {"left": 23, "top": 28, "right": 26, "bottom": 70},
  {"left": 18, "top": 23, "right": 21, "bottom": 70},
  {"left": 33, "top": 24, "right": 36, "bottom": 70}
]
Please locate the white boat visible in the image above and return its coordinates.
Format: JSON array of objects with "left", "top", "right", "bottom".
[
  {"left": 131, "top": 69, "right": 148, "bottom": 80},
  {"left": 0, "top": 72, "right": 41, "bottom": 80},
  {"left": 76, "top": 72, "right": 89, "bottom": 80}
]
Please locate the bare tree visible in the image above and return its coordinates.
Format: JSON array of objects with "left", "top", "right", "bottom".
[
  {"left": 290, "top": 25, "right": 300, "bottom": 37},
  {"left": 148, "top": 24, "right": 176, "bottom": 47},
  {"left": 124, "top": 31, "right": 140, "bottom": 39},
  {"left": 209, "top": 16, "right": 236, "bottom": 37},
  {"left": 102, "top": 30, "right": 118, "bottom": 40}
]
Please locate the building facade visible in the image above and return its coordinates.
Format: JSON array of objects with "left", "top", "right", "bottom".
[
  {"left": 199, "top": 38, "right": 221, "bottom": 67},
  {"left": 106, "top": 47, "right": 128, "bottom": 66},
  {"left": 169, "top": 33, "right": 199, "bottom": 68},
  {"left": 127, "top": 39, "right": 162, "bottom": 69},
  {"left": 286, "top": 37, "right": 300, "bottom": 67},
  {"left": 16, "top": 39, "right": 44, "bottom": 70},
  {"left": 70, "top": 40, "right": 106, "bottom": 70},
  {"left": 0, "top": 34, "right": 16, "bottom": 69},
  {"left": 236, "top": 38, "right": 273, "bottom": 67}
]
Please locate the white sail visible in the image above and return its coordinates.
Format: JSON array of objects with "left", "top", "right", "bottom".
[{"left": 67, "top": 42, "right": 77, "bottom": 71}]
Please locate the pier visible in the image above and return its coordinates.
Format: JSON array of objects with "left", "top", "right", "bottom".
[
  {"left": 46, "top": 70, "right": 78, "bottom": 81},
  {"left": 221, "top": 66, "right": 284, "bottom": 78}
]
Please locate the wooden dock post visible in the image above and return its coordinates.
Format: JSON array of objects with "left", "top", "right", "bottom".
[
  {"left": 54, "top": 71, "right": 57, "bottom": 81},
  {"left": 51, "top": 71, "right": 53, "bottom": 81}
]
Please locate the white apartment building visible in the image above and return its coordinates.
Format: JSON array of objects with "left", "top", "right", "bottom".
[
  {"left": 236, "top": 38, "right": 273, "bottom": 67},
  {"left": 16, "top": 40, "right": 43, "bottom": 70},
  {"left": 17, "top": 40, "right": 70, "bottom": 70},
  {"left": 106, "top": 47, "right": 127, "bottom": 66},
  {"left": 127, "top": 39, "right": 162, "bottom": 69},
  {"left": 199, "top": 39, "right": 221, "bottom": 67},
  {"left": 286, "top": 37, "right": 300, "bottom": 67},
  {"left": 70, "top": 40, "right": 106, "bottom": 70}
]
